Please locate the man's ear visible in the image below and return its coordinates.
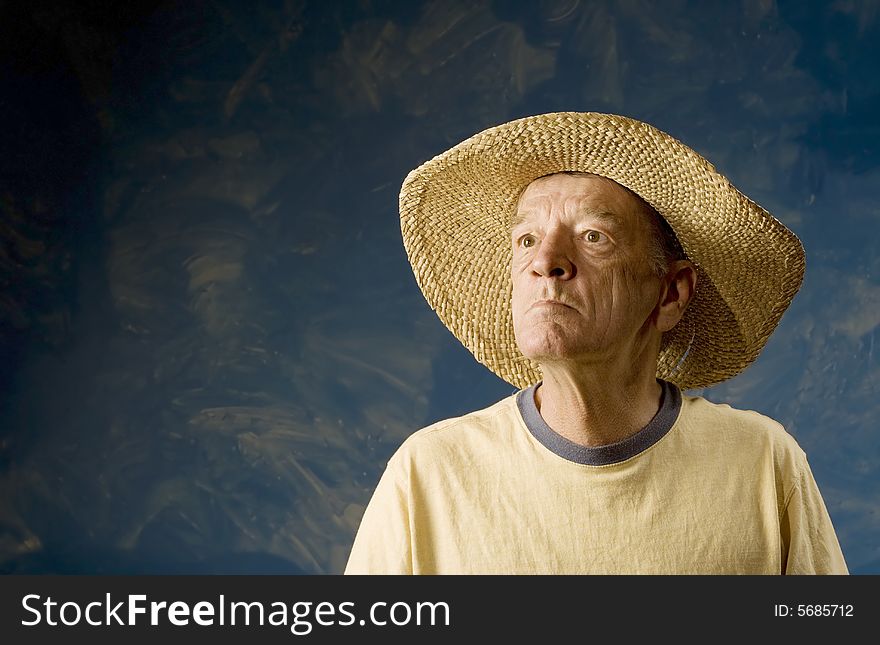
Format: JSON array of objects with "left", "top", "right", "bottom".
[{"left": 654, "top": 260, "right": 697, "bottom": 333}]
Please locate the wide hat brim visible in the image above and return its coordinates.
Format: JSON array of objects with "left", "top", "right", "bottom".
[{"left": 399, "top": 112, "right": 805, "bottom": 391}]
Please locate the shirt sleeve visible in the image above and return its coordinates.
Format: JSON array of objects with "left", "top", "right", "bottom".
[
  {"left": 779, "top": 454, "right": 849, "bottom": 575},
  {"left": 344, "top": 451, "right": 413, "bottom": 574}
]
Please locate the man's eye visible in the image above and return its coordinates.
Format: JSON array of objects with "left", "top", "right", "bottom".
[
  {"left": 520, "top": 235, "right": 536, "bottom": 248},
  {"left": 585, "top": 230, "right": 604, "bottom": 243}
]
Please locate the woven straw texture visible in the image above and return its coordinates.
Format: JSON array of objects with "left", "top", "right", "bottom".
[{"left": 399, "top": 112, "right": 805, "bottom": 390}]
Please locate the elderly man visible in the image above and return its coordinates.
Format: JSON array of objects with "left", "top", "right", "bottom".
[{"left": 345, "top": 112, "right": 848, "bottom": 574}]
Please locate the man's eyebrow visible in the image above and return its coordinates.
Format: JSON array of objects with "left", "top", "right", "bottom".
[
  {"left": 509, "top": 210, "right": 530, "bottom": 230},
  {"left": 583, "top": 210, "right": 624, "bottom": 228},
  {"left": 509, "top": 209, "right": 624, "bottom": 230}
]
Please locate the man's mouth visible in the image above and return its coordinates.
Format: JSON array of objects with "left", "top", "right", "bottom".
[{"left": 531, "top": 299, "right": 574, "bottom": 310}]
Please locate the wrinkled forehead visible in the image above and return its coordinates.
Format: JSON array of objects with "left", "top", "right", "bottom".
[
  {"left": 518, "top": 171, "right": 644, "bottom": 207},
  {"left": 513, "top": 171, "right": 657, "bottom": 228}
]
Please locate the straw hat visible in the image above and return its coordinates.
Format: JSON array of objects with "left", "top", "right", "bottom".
[{"left": 399, "top": 112, "right": 805, "bottom": 391}]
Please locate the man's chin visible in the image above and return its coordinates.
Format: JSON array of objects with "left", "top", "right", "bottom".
[{"left": 517, "top": 341, "right": 588, "bottom": 363}]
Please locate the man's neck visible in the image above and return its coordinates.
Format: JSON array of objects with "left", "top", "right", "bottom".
[{"left": 534, "top": 358, "right": 664, "bottom": 448}]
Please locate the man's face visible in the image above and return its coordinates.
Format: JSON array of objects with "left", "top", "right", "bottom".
[{"left": 510, "top": 173, "right": 666, "bottom": 364}]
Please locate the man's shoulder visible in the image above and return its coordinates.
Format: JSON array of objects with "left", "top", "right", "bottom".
[
  {"left": 679, "top": 391, "right": 806, "bottom": 460},
  {"left": 391, "top": 391, "right": 522, "bottom": 464}
]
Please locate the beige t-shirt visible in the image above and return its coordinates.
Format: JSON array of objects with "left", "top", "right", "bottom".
[{"left": 345, "top": 383, "right": 848, "bottom": 574}]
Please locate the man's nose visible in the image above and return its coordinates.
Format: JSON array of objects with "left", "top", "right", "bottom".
[{"left": 531, "top": 231, "right": 575, "bottom": 279}]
